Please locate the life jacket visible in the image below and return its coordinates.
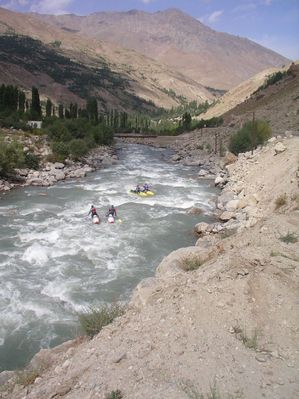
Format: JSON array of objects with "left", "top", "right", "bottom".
[{"left": 91, "top": 208, "right": 97, "bottom": 215}]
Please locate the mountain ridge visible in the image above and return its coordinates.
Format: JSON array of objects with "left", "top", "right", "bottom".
[{"left": 34, "top": 7, "right": 289, "bottom": 90}]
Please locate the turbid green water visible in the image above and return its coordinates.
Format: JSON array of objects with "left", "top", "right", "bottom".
[{"left": 0, "top": 144, "right": 217, "bottom": 371}]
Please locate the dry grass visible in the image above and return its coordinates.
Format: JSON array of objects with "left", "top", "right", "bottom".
[
  {"left": 275, "top": 194, "right": 287, "bottom": 209},
  {"left": 180, "top": 256, "right": 203, "bottom": 272},
  {"left": 79, "top": 303, "right": 126, "bottom": 338},
  {"left": 15, "top": 369, "right": 39, "bottom": 386},
  {"left": 232, "top": 325, "right": 259, "bottom": 351}
]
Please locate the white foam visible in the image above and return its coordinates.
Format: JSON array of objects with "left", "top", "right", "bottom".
[{"left": 22, "top": 242, "right": 49, "bottom": 265}]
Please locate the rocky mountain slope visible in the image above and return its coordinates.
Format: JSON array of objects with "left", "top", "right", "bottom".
[
  {"left": 201, "top": 62, "right": 299, "bottom": 135},
  {"left": 0, "top": 7, "right": 213, "bottom": 110},
  {"left": 1, "top": 135, "right": 298, "bottom": 399},
  {"left": 36, "top": 8, "right": 289, "bottom": 90}
]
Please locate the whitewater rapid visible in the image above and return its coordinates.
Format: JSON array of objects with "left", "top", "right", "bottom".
[{"left": 0, "top": 144, "right": 217, "bottom": 370}]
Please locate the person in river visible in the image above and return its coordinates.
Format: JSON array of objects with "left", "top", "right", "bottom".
[
  {"left": 134, "top": 184, "right": 141, "bottom": 193},
  {"left": 88, "top": 205, "right": 99, "bottom": 219},
  {"left": 143, "top": 183, "right": 150, "bottom": 192},
  {"left": 107, "top": 205, "right": 117, "bottom": 218}
]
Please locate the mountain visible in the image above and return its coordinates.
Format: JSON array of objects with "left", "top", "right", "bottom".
[
  {"left": 202, "top": 62, "right": 299, "bottom": 134},
  {"left": 35, "top": 8, "right": 290, "bottom": 90},
  {"left": 0, "top": 7, "right": 212, "bottom": 110}
]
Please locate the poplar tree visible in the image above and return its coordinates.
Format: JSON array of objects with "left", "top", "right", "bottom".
[{"left": 30, "top": 86, "right": 42, "bottom": 119}]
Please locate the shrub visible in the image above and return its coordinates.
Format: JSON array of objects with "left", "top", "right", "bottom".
[
  {"left": 79, "top": 303, "right": 126, "bottom": 338},
  {"left": 229, "top": 120, "right": 271, "bottom": 155},
  {"left": 0, "top": 140, "right": 25, "bottom": 177},
  {"left": 24, "top": 152, "right": 39, "bottom": 170},
  {"left": 105, "top": 390, "right": 123, "bottom": 399},
  {"left": 279, "top": 232, "right": 298, "bottom": 244},
  {"left": 180, "top": 256, "right": 203, "bottom": 271},
  {"left": 15, "top": 369, "right": 39, "bottom": 386},
  {"left": 233, "top": 325, "right": 259, "bottom": 351},
  {"left": 275, "top": 194, "right": 287, "bottom": 209},
  {"left": 69, "top": 139, "right": 88, "bottom": 160},
  {"left": 51, "top": 141, "right": 70, "bottom": 161}
]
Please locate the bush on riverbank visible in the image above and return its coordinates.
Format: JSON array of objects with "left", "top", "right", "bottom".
[
  {"left": 45, "top": 117, "right": 114, "bottom": 161},
  {"left": 229, "top": 120, "right": 271, "bottom": 155},
  {"left": 0, "top": 139, "right": 25, "bottom": 177},
  {"left": 79, "top": 303, "right": 126, "bottom": 338}
]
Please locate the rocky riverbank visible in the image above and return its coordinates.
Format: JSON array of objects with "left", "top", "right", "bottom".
[
  {"left": 0, "top": 146, "right": 118, "bottom": 193},
  {"left": 1, "top": 136, "right": 299, "bottom": 399}
]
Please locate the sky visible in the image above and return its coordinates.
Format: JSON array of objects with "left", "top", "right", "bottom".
[{"left": 0, "top": 0, "right": 298, "bottom": 60}]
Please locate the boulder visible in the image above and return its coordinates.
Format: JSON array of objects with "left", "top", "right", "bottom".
[
  {"left": 223, "top": 151, "right": 238, "bottom": 166},
  {"left": 274, "top": 142, "right": 286, "bottom": 154},
  {"left": 0, "top": 370, "right": 15, "bottom": 385},
  {"left": 219, "top": 211, "right": 235, "bottom": 221},
  {"left": 198, "top": 169, "right": 208, "bottom": 177},
  {"left": 215, "top": 175, "right": 225, "bottom": 186},
  {"left": 187, "top": 207, "right": 203, "bottom": 215},
  {"left": 225, "top": 200, "right": 240, "bottom": 212},
  {"left": 52, "top": 170, "right": 65, "bottom": 181},
  {"left": 54, "top": 162, "right": 65, "bottom": 169},
  {"left": 194, "top": 222, "right": 209, "bottom": 234}
]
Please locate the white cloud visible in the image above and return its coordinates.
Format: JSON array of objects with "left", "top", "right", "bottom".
[
  {"left": 140, "top": 0, "right": 155, "bottom": 4},
  {"left": 30, "top": 0, "right": 73, "bottom": 14},
  {"left": 199, "top": 9, "right": 223, "bottom": 24}
]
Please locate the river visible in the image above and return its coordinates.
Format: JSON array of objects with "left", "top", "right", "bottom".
[{"left": 0, "top": 144, "right": 217, "bottom": 371}]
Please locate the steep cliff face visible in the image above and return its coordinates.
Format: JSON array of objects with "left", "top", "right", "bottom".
[
  {"left": 36, "top": 8, "right": 289, "bottom": 90},
  {"left": 1, "top": 136, "right": 298, "bottom": 399}
]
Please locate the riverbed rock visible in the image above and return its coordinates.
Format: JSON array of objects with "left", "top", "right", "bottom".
[
  {"left": 274, "top": 142, "right": 286, "bottom": 154},
  {"left": 187, "top": 207, "right": 203, "bottom": 215},
  {"left": 53, "top": 162, "right": 65, "bottom": 169},
  {"left": 219, "top": 211, "right": 235, "bottom": 221},
  {"left": 225, "top": 199, "right": 240, "bottom": 212},
  {"left": 194, "top": 222, "right": 209, "bottom": 234},
  {"left": 198, "top": 169, "right": 208, "bottom": 177}
]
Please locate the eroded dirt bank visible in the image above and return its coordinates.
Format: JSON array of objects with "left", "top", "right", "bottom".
[{"left": 1, "top": 137, "right": 298, "bottom": 399}]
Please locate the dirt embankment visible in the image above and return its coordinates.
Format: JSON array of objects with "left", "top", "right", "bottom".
[{"left": 1, "top": 137, "right": 299, "bottom": 399}]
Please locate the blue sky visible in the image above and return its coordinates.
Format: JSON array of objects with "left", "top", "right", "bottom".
[{"left": 1, "top": 0, "right": 298, "bottom": 59}]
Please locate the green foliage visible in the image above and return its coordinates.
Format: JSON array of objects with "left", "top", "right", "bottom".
[
  {"left": 182, "top": 112, "right": 192, "bottom": 130},
  {"left": 279, "top": 232, "right": 298, "bottom": 244},
  {"left": 105, "top": 390, "right": 123, "bottom": 399},
  {"left": 24, "top": 152, "right": 39, "bottom": 170},
  {"left": 79, "top": 303, "right": 126, "bottom": 338},
  {"left": 0, "top": 140, "right": 25, "bottom": 177},
  {"left": 30, "top": 86, "right": 42, "bottom": 120},
  {"left": 232, "top": 326, "right": 259, "bottom": 351},
  {"left": 255, "top": 71, "right": 287, "bottom": 93},
  {"left": 69, "top": 139, "right": 88, "bottom": 160},
  {"left": 51, "top": 141, "right": 70, "bottom": 161},
  {"left": 229, "top": 120, "right": 271, "bottom": 155}
]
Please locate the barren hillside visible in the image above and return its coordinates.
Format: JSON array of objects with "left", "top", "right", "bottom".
[
  {"left": 36, "top": 8, "right": 289, "bottom": 90},
  {"left": 201, "top": 62, "right": 299, "bottom": 135},
  {"left": 0, "top": 7, "right": 213, "bottom": 110}
]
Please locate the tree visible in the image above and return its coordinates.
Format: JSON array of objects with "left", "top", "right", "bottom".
[
  {"left": 86, "top": 98, "right": 98, "bottom": 124},
  {"left": 46, "top": 99, "right": 52, "bottom": 117},
  {"left": 18, "top": 91, "right": 26, "bottom": 114},
  {"left": 30, "top": 86, "right": 42, "bottom": 119},
  {"left": 182, "top": 112, "right": 192, "bottom": 130},
  {"left": 229, "top": 120, "right": 272, "bottom": 155},
  {"left": 58, "top": 104, "right": 64, "bottom": 119}
]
